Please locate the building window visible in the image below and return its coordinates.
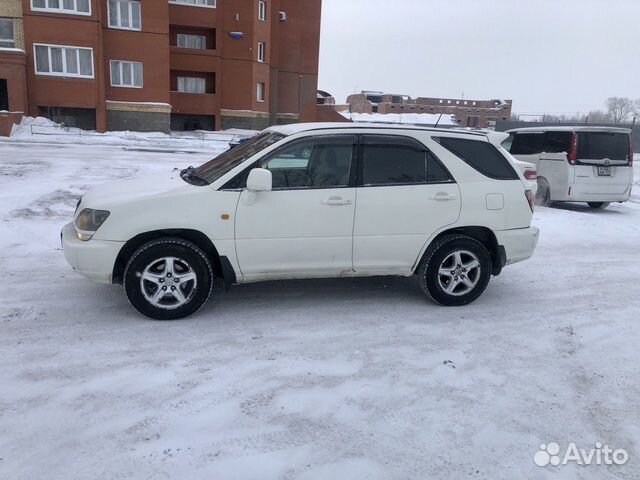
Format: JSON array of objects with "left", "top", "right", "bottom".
[
  {"left": 169, "top": 0, "right": 216, "bottom": 8},
  {"left": 257, "top": 42, "right": 265, "bottom": 62},
  {"left": 34, "top": 44, "right": 94, "bottom": 78},
  {"left": 177, "top": 76, "right": 206, "bottom": 94},
  {"left": 467, "top": 115, "right": 480, "bottom": 128},
  {"left": 257, "top": 82, "right": 265, "bottom": 102},
  {"left": 108, "top": 0, "right": 141, "bottom": 30},
  {"left": 31, "top": 0, "right": 91, "bottom": 15},
  {"left": 110, "top": 60, "right": 143, "bottom": 88},
  {"left": 258, "top": 0, "right": 266, "bottom": 21},
  {"left": 0, "top": 18, "right": 14, "bottom": 49},
  {"left": 177, "top": 33, "right": 207, "bottom": 49}
]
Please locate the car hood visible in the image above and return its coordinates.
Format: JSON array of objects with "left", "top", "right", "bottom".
[{"left": 79, "top": 171, "right": 196, "bottom": 211}]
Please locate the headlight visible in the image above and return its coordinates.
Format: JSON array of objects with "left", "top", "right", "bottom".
[{"left": 74, "top": 209, "right": 110, "bottom": 241}]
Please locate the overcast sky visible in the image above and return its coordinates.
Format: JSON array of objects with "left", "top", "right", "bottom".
[{"left": 318, "top": 0, "right": 639, "bottom": 116}]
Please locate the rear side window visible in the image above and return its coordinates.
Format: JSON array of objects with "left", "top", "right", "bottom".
[
  {"left": 359, "top": 135, "right": 454, "bottom": 186},
  {"left": 435, "top": 136, "right": 519, "bottom": 180},
  {"left": 578, "top": 132, "right": 630, "bottom": 160},
  {"left": 510, "top": 133, "right": 544, "bottom": 155},
  {"left": 544, "top": 131, "right": 573, "bottom": 153}
]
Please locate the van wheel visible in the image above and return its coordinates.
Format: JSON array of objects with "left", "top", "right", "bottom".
[
  {"left": 536, "top": 178, "right": 551, "bottom": 206},
  {"left": 587, "top": 202, "right": 610, "bottom": 210},
  {"left": 124, "top": 238, "right": 213, "bottom": 320},
  {"left": 418, "top": 235, "right": 492, "bottom": 306}
]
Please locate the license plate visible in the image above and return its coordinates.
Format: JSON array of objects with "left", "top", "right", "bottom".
[{"left": 597, "top": 166, "right": 611, "bottom": 176}]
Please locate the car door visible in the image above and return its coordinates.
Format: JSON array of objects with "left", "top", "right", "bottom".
[
  {"left": 234, "top": 135, "right": 357, "bottom": 281},
  {"left": 353, "top": 134, "right": 461, "bottom": 275}
]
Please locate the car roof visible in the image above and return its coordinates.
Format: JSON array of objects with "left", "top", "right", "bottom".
[
  {"left": 266, "top": 122, "right": 488, "bottom": 138},
  {"left": 506, "top": 126, "right": 631, "bottom": 134}
]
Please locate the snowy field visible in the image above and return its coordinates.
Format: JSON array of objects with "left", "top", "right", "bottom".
[{"left": 1, "top": 140, "right": 639, "bottom": 480}]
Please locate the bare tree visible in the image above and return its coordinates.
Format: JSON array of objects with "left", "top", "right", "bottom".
[{"left": 606, "top": 97, "right": 634, "bottom": 124}]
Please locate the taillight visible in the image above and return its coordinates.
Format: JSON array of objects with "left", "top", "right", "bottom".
[
  {"left": 525, "top": 190, "right": 535, "bottom": 212},
  {"left": 523, "top": 169, "right": 537, "bottom": 180},
  {"left": 568, "top": 132, "right": 578, "bottom": 164}
]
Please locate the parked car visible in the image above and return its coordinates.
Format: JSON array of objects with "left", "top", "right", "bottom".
[
  {"left": 486, "top": 131, "right": 538, "bottom": 193},
  {"left": 502, "top": 126, "right": 634, "bottom": 209},
  {"left": 62, "top": 123, "right": 540, "bottom": 320}
]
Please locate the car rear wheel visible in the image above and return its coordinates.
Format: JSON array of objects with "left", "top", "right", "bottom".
[
  {"left": 124, "top": 238, "right": 213, "bottom": 320},
  {"left": 536, "top": 178, "right": 551, "bottom": 207},
  {"left": 418, "top": 235, "right": 492, "bottom": 306},
  {"left": 587, "top": 202, "right": 610, "bottom": 210}
]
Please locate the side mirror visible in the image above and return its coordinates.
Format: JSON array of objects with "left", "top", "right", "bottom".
[{"left": 246, "top": 168, "right": 272, "bottom": 192}]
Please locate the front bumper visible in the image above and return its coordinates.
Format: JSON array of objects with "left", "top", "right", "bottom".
[
  {"left": 494, "top": 226, "right": 540, "bottom": 266},
  {"left": 61, "top": 222, "right": 124, "bottom": 284}
]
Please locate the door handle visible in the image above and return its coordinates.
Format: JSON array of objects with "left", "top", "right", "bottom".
[
  {"left": 430, "top": 192, "right": 457, "bottom": 201},
  {"left": 321, "top": 196, "right": 352, "bottom": 206}
]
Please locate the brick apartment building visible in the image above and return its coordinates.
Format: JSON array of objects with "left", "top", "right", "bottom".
[
  {"left": 345, "top": 91, "right": 513, "bottom": 128},
  {"left": 0, "top": 0, "right": 322, "bottom": 135}
]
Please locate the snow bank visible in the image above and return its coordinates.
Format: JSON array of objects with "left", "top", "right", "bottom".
[
  {"left": 339, "top": 111, "right": 458, "bottom": 126},
  {"left": 6, "top": 116, "right": 255, "bottom": 153}
]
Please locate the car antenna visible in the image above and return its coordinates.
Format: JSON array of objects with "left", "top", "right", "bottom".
[{"left": 434, "top": 113, "right": 443, "bottom": 128}]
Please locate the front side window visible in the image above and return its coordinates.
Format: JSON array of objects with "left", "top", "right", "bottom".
[
  {"left": 0, "top": 18, "right": 14, "bottom": 49},
  {"left": 257, "top": 42, "right": 265, "bottom": 62},
  {"left": 34, "top": 44, "right": 94, "bottom": 78},
  {"left": 108, "top": 0, "right": 141, "bottom": 30},
  {"left": 31, "top": 0, "right": 91, "bottom": 15},
  {"left": 435, "top": 136, "right": 519, "bottom": 180},
  {"left": 259, "top": 136, "right": 355, "bottom": 190},
  {"left": 170, "top": 0, "right": 216, "bottom": 7},
  {"left": 177, "top": 76, "right": 206, "bottom": 93},
  {"left": 359, "top": 135, "right": 453, "bottom": 186},
  {"left": 110, "top": 60, "right": 143, "bottom": 88},
  {"left": 177, "top": 33, "right": 207, "bottom": 49},
  {"left": 258, "top": 0, "right": 266, "bottom": 21}
]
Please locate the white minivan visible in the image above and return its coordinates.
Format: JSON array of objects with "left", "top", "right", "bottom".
[
  {"left": 503, "top": 127, "right": 634, "bottom": 209},
  {"left": 62, "top": 123, "right": 539, "bottom": 320}
]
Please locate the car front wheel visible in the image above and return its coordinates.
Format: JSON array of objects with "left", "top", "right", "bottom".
[
  {"left": 418, "top": 235, "right": 492, "bottom": 306},
  {"left": 124, "top": 238, "right": 213, "bottom": 320}
]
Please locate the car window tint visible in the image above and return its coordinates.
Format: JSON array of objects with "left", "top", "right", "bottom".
[
  {"left": 427, "top": 152, "right": 454, "bottom": 183},
  {"left": 361, "top": 136, "right": 426, "bottom": 186},
  {"left": 578, "top": 132, "right": 630, "bottom": 160},
  {"left": 259, "top": 136, "right": 355, "bottom": 189},
  {"left": 510, "top": 133, "right": 545, "bottom": 155},
  {"left": 543, "top": 131, "right": 573, "bottom": 153},
  {"left": 435, "top": 136, "right": 519, "bottom": 180}
]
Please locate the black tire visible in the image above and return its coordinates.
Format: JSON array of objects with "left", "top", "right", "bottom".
[
  {"left": 123, "top": 238, "right": 213, "bottom": 320},
  {"left": 418, "top": 235, "right": 492, "bottom": 307},
  {"left": 536, "top": 178, "right": 551, "bottom": 207},
  {"left": 587, "top": 202, "right": 610, "bottom": 210}
]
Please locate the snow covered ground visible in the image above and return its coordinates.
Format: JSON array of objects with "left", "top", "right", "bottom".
[{"left": 0, "top": 142, "right": 639, "bottom": 480}]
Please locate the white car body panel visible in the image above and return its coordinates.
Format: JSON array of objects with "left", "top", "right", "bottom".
[{"left": 62, "top": 123, "right": 540, "bottom": 288}]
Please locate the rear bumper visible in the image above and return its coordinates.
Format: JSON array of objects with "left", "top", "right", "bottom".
[
  {"left": 494, "top": 226, "right": 540, "bottom": 267},
  {"left": 61, "top": 222, "right": 123, "bottom": 284}
]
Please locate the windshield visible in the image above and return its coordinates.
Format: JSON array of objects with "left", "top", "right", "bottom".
[{"left": 193, "top": 132, "right": 286, "bottom": 184}]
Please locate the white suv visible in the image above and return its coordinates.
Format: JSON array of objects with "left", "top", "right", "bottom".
[{"left": 62, "top": 124, "right": 540, "bottom": 320}]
